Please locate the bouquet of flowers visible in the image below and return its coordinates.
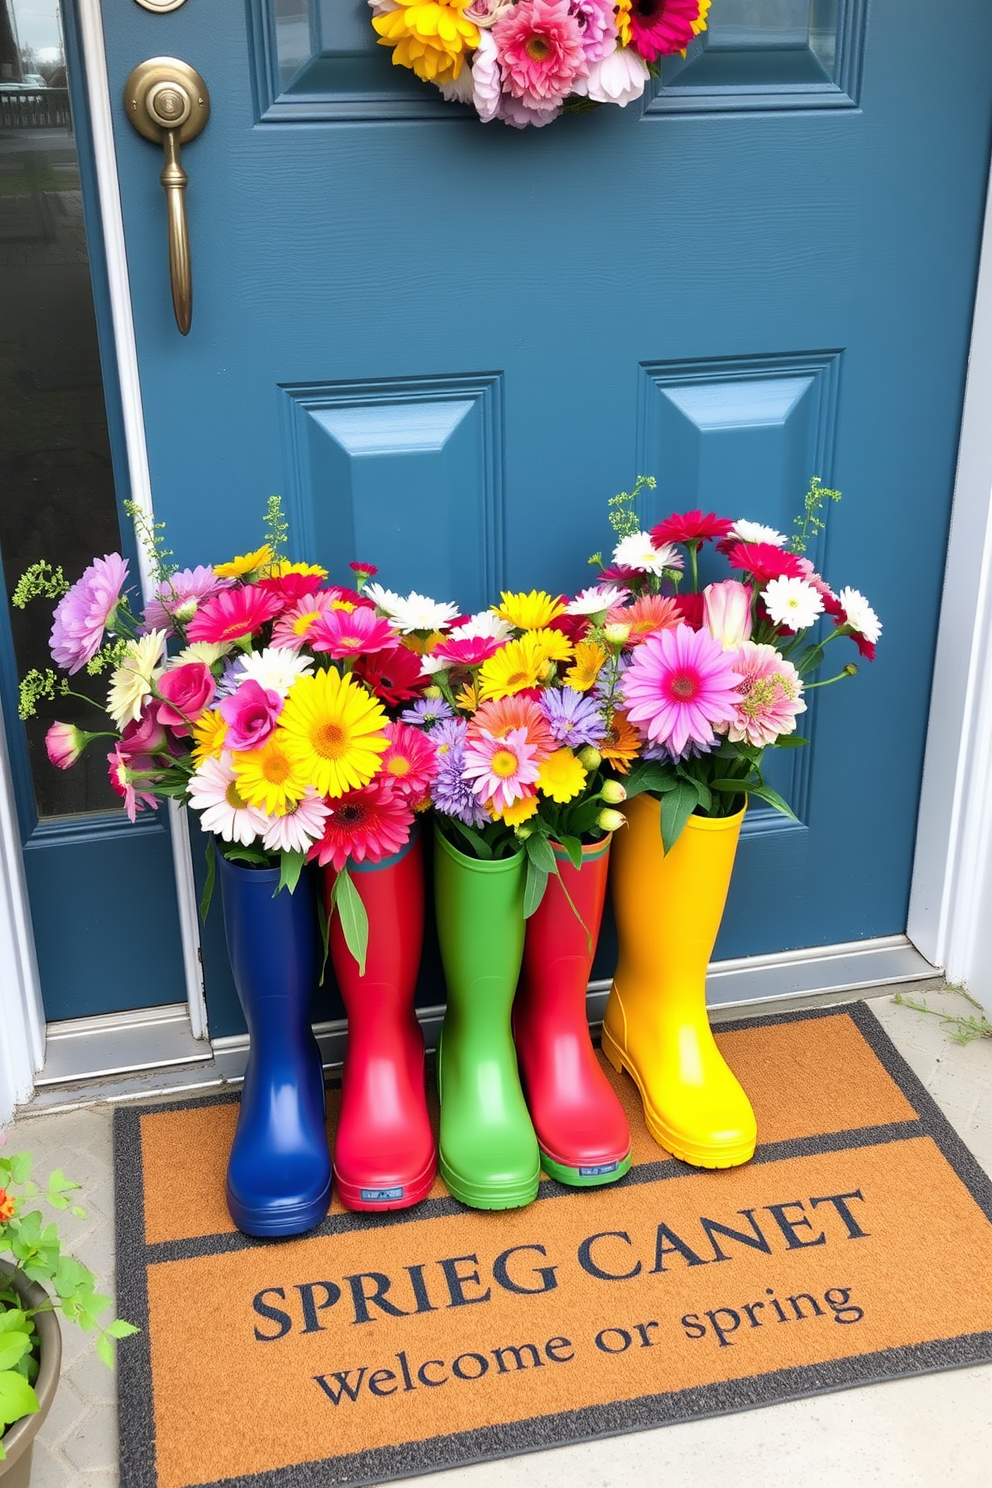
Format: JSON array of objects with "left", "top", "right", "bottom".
[
  {"left": 587, "top": 475, "right": 882, "bottom": 849},
  {"left": 14, "top": 501, "right": 440, "bottom": 969},
  {"left": 369, "top": 0, "right": 710, "bottom": 128}
]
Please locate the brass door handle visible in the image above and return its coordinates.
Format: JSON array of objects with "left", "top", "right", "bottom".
[{"left": 123, "top": 59, "right": 210, "bottom": 335}]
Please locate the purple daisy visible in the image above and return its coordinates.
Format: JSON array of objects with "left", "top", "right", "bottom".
[
  {"left": 50, "top": 554, "right": 129, "bottom": 673},
  {"left": 540, "top": 687, "right": 607, "bottom": 747},
  {"left": 428, "top": 718, "right": 488, "bottom": 827},
  {"left": 400, "top": 696, "right": 455, "bottom": 729},
  {"left": 142, "top": 566, "right": 232, "bottom": 633}
]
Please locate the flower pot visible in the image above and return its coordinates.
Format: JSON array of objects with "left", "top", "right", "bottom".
[
  {"left": 433, "top": 828, "right": 540, "bottom": 1210},
  {"left": 602, "top": 794, "right": 757, "bottom": 1169},
  {"left": 217, "top": 853, "right": 332, "bottom": 1235},
  {"left": 0, "top": 1263, "right": 62, "bottom": 1488},
  {"left": 324, "top": 830, "right": 436, "bottom": 1211},
  {"left": 514, "top": 837, "right": 631, "bottom": 1186}
]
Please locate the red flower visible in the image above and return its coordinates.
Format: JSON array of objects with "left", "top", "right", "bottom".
[
  {"left": 307, "top": 778, "right": 413, "bottom": 872},
  {"left": 650, "top": 509, "right": 733, "bottom": 548},
  {"left": 627, "top": 0, "right": 709, "bottom": 63},
  {"left": 672, "top": 591, "right": 705, "bottom": 630},
  {"left": 724, "top": 542, "right": 806, "bottom": 587},
  {"left": 256, "top": 571, "right": 325, "bottom": 605},
  {"left": 186, "top": 585, "right": 282, "bottom": 644},
  {"left": 352, "top": 644, "right": 426, "bottom": 706},
  {"left": 349, "top": 561, "right": 378, "bottom": 578},
  {"left": 547, "top": 613, "right": 591, "bottom": 645}
]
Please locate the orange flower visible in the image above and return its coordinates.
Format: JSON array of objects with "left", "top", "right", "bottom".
[
  {"left": 600, "top": 710, "right": 641, "bottom": 774},
  {"left": 605, "top": 594, "right": 681, "bottom": 644},
  {"left": 0, "top": 1187, "right": 15, "bottom": 1222},
  {"left": 565, "top": 640, "right": 607, "bottom": 692}
]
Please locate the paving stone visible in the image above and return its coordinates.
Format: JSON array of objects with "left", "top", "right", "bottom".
[{"left": 60, "top": 1405, "right": 119, "bottom": 1475}]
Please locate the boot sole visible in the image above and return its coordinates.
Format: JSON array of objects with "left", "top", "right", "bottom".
[
  {"left": 540, "top": 1149, "right": 632, "bottom": 1187},
  {"left": 601, "top": 1026, "right": 756, "bottom": 1170},
  {"left": 438, "top": 1153, "right": 540, "bottom": 1210},
  {"left": 226, "top": 1175, "right": 332, "bottom": 1237},
  {"left": 335, "top": 1154, "right": 437, "bottom": 1213}
]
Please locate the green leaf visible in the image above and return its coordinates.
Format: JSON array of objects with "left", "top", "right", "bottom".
[
  {"left": 275, "top": 849, "right": 306, "bottom": 897},
  {"left": 524, "top": 833, "right": 557, "bottom": 877},
  {"left": 523, "top": 859, "right": 549, "bottom": 920},
  {"left": 315, "top": 889, "right": 331, "bottom": 988},
  {"left": 105, "top": 1320, "right": 140, "bottom": 1340},
  {"left": 660, "top": 777, "right": 699, "bottom": 854},
  {"left": 334, "top": 867, "right": 369, "bottom": 975},
  {"left": 199, "top": 836, "right": 216, "bottom": 922},
  {"left": 95, "top": 1334, "right": 113, "bottom": 1369},
  {"left": 771, "top": 735, "right": 809, "bottom": 749},
  {"left": 748, "top": 783, "right": 799, "bottom": 820},
  {"left": 221, "top": 846, "right": 270, "bottom": 867},
  {"left": 558, "top": 834, "right": 584, "bottom": 870},
  {"left": 0, "top": 1335, "right": 31, "bottom": 1373},
  {"left": 445, "top": 817, "right": 493, "bottom": 859},
  {"left": 624, "top": 762, "right": 676, "bottom": 799},
  {"left": 0, "top": 1370, "right": 39, "bottom": 1430}
]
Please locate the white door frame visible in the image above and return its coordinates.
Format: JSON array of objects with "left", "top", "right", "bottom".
[{"left": 3, "top": 3, "right": 992, "bottom": 1120}]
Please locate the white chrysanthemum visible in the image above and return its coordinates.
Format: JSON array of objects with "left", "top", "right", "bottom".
[
  {"left": 838, "top": 587, "right": 882, "bottom": 643},
  {"left": 234, "top": 646, "right": 314, "bottom": 698},
  {"left": 259, "top": 788, "right": 331, "bottom": 854},
  {"left": 420, "top": 653, "right": 453, "bottom": 676},
  {"left": 567, "top": 584, "right": 628, "bottom": 615},
  {"left": 731, "top": 519, "right": 788, "bottom": 547},
  {"left": 187, "top": 753, "right": 268, "bottom": 846},
  {"left": 107, "top": 630, "right": 167, "bottom": 727},
  {"left": 571, "top": 45, "right": 649, "bottom": 106},
  {"left": 612, "top": 532, "right": 683, "bottom": 577},
  {"left": 365, "top": 583, "right": 460, "bottom": 633},
  {"left": 173, "top": 641, "right": 231, "bottom": 668},
  {"left": 471, "top": 30, "right": 502, "bottom": 122},
  {"left": 450, "top": 610, "right": 514, "bottom": 642},
  {"left": 762, "top": 576, "right": 825, "bottom": 631}
]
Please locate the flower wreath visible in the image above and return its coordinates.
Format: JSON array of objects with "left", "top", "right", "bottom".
[{"left": 369, "top": 0, "right": 711, "bottom": 128}]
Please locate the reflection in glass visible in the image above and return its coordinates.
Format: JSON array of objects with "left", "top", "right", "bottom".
[
  {"left": 273, "top": 0, "right": 314, "bottom": 89},
  {"left": 1, "top": 0, "right": 123, "bottom": 818}
]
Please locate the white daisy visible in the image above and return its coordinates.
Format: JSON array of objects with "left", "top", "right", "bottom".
[
  {"left": 838, "top": 587, "right": 882, "bottom": 644},
  {"left": 365, "top": 583, "right": 460, "bottom": 634},
  {"left": 173, "top": 641, "right": 231, "bottom": 669},
  {"left": 420, "top": 653, "right": 452, "bottom": 676},
  {"left": 762, "top": 577, "right": 824, "bottom": 631},
  {"left": 451, "top": 610, "right": 515, "bottom": 643},
  {"left": 233, "top": 646, "right": 313, "bottom": 698},
  {"left": 567, "top": 584, "right": 629, "bottom": 616},
  {"left": 187, "top": 754, "right": 268, "bottom": 845},
  {"left": 107, "top": 630, "right": 167, "bottom": 728},
  {"left": 731, "top": 519, "right": 788, "bottom": 547},
  {"left": 612, "top": 532, "right": 683, "bottom": 577},
  {"left": 259, "top": 788, "right": 331, "bottom": 854}
]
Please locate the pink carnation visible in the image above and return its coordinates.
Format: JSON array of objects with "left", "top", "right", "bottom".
[
  {"left": 728, "top": 641, "right": 806, "bottom": 748},
  {"left": 493, "top": 0, "right": 588, "bottom": 107}
]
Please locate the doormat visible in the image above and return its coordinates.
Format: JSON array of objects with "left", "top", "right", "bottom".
[{"left": 114, "top": 1003, "right": 992, "bottom": 1488}]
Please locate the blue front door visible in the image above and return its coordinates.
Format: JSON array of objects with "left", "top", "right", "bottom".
[{"left": 101, "top": 0, "right": 992, "bottom": 1034}]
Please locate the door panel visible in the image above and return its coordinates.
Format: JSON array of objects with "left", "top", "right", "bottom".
[{"left": 100, "top": 0, "right": 992, "bottom": 1033}]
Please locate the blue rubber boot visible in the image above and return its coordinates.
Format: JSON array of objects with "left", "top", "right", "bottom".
[{"left": 217, "top": 854, "right": 332, "bottom": 1236}]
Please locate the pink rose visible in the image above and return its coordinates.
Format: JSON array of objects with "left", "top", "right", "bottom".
[
  {"left": 119, "top": 706, "right": 169, "bottom": 760},
  {"left": 155, "top": 662, "right": 216, "bottom": 734},
  {"left": 219, "top": 679, "right": 282, "bottom": 751},
  {"left": 45, "top": 721, "right": 85, "bottom": 770}
]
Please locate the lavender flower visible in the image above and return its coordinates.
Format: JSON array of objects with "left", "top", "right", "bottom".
[
  {"left": 50, "top": 554, "right": 128, "bottom": 673},
  {"left": 401, "top": 696, "right": 455, "bottom": 729},
  {"left": 428, "top": 718, "right": 488, "bottom": 827},
  {"left": 142, "top": 566, "right": 231, "bottom": 632},
  {"left": 540, "top": 687, "right": 607, "bottom": 747}
]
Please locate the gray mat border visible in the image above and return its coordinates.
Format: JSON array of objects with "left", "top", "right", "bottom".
[{"left": 114, "top": 1001, "right": 992, "bottom": 1488}]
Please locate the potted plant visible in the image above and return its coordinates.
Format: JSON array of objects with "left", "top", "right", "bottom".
[{"left": 0, "top": 1148, "right": 136, "bottom": 1487}]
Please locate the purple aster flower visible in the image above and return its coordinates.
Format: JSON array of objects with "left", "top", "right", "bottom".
[
  {"left": 540, "top": 687, "right": 607, "bottom": 747},
  {"left": 641, "top": 735, "right": 716, "bottom": 765},
  {"left": 213, "top": 658, "right": 244, "bottom": 700},
  {"left": 50, "top": 553, "right": 129, "bottom": 673},
  {"left": 428, "top": 718, "right": 487, "bottom": 826},
  {"left": 401, "top": 696, "right": 455, "bottom": 729},
  {"left": 142, "top": 566, "right": 232, "bottom": 633}
]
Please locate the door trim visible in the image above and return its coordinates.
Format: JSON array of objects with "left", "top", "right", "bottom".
[{"left": 0, "top": 702, "right": 45, "bottom": 1117}]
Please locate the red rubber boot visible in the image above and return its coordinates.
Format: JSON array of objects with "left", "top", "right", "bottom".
[
  {"left": 325, "top": 832, "right": 437, "bottom": 1211},
  {"left": 513, "top": 838, "right": 631, "bottom": 1186}
]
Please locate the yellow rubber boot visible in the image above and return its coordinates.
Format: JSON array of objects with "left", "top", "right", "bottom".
[{"left": 602, "top": 794, "right": 756, "bottom": 1169}]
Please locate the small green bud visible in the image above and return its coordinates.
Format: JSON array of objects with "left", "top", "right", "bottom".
[
  {"left": 424, "top": 685, "right": 443, "bottom": 699},
  {"left": 597, "top": 808, "right": 626, "bottom": 834},
  {"left": 515, "top": 826, "right": 533, "bottom": 841},
  {"left": 600, "top": 779, "right": 627, "bottom": 804},
  {"left": 577, "top": 745, "right": 602, "bottom": 771}
]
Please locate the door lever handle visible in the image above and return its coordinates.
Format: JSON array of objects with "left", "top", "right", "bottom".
[{"left": 123, "top": 59, "right": 210, "bottom": 335}]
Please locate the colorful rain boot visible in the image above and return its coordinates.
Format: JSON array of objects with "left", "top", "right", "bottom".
[
  {"left": 514, "top": 838, "right": 631, "bottom": 1186},
  {"left": 326, "top": 831, "right": 436, "bottom": 1211},
  {"left": 434, "top": 828, "right": 540, "bottom": 1210},
  {"left": 602, "top": 794, "right": 757, "bottom": 1169},
  {"left": 218, "top": 853, "right": 333, "bottom": 1236}
]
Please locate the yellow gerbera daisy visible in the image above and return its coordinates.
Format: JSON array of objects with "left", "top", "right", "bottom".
[
  {"left": 231, "top": 736, "right": 310, "bottom": 815},
  {"left": 263, "top": 559, "right": 328, "bottom": 579},
  {"left": 372, "top": 1, "right": 480, "bottom": 85},
  {"left": 275, "top": 669, "right": 388, "bottom": 799},
  {"left": 525, "top": 627, "right": 573, "bottom": 665},
  {"left": 404, "top": 630, "right": 445, "bottom": 658},
  {"left": 565, "top": 640, "right": 607, "bottom": 692},
  {"left": 456, "top": 680, "right": 479, "bottom": 713},
  {"left": 488, "top": 793, "right": 539, "bottom": 826},
  {"left": 478, "top": 633, "right": 548, "bottom": 702},
  {"left": 537, "top": 748, "right": 588, "bottom": 804},
  {"left": 615, "top": 0, "right": 632, "bottom": 46},
  {"left": 495, "top": 590, "right": 566, "bottom": 630},
  {"left": 191, "top": 709, "right": 228, "bottom": 766},
  {"left": 214, "top": 544, "right": 274, "bottom": 580}
]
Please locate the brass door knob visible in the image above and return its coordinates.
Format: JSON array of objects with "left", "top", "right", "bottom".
[{"left": 123, "top": 58, "right": 210, "bottom": 335}]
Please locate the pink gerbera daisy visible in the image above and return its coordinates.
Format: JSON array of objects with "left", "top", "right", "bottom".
[
  {"left": 380, "top": 722, "right": 439, "bottom": 805},
  {"left": 306, "top": 778, "right": 414, "bottom": 872},
  {"left": 626, "top": 0, "right": 709, "bottom": 63},
  {"left": 309, "top": 604, "right": 399, "bottom": 660},
  {"left": 186, "top": 585, "right": 282, "bottom": 645},
  {"left": 493, "top": 0, "right": 588, "bottom": 106},
  {"left": 728, "top": 641, "right": 806, "bottom": 748},
  {"left": 605, "top": 593, "right": 681, "bottom": 644},
  {"left": 463, "top": 726, "right": 541, "bottom": 811},
  {"left": 270, "top": 590, "right": 343, "bottom": 652},
  {"left": 622, "top": 623, "right": 741, "bottom": 757},
  {"left": 429, "top": 633, "right": 503, "bottom": 667}
]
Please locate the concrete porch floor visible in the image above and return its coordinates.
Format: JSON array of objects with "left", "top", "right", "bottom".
[{"left": 3, "top": 991, "right": 991, "bottom": 1488}]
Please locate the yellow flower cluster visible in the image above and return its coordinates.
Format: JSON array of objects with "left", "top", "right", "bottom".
[{"left": 372, "top": 0, "right": 481, "bottom": 86}]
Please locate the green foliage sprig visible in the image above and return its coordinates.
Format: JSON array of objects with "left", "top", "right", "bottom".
[
  {"left": 608, "top": 473, "right": 656, "bottom": 541},
  {"left": 790, "top": 475, "right": 841, "bottom": 555},
  {"left": 263, "top": 494, "right": 289, "bottom": 567},
  {"left": 124, "top": 498, "right": 176, "bottom": 586},
  {"left": 10, "top": 563, "right": 68, "bottom": 610},
  {"left": 0, "top": 1154, "right": 138, "bottom": 1456}
]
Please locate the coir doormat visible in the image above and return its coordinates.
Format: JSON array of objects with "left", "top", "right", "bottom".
[{"left": 114, "top": 1003, "right": 992, "bottom": 1488}]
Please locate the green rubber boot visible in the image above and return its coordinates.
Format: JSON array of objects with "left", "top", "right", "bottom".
[{"left": 434, "top": 828, "right": 541, "bottom": 1210}]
